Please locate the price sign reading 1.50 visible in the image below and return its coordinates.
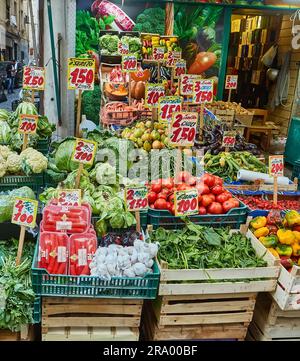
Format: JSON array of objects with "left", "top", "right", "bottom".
[
  {"left": 122, "top": 54, "right": 138, "bottom": 72},
  {"left": 11, "top": 198, "right": 38, "bottom": 228},
  {"left": 170, "top": 112, "right": 198, "bottom": 147},
  {"left": 145, "top": 83, "right": 165, "bottom": 109},
  {"left": 174, "top": 189, "right": 198, "bottom": 217},
  {"left": 72, "top": 138, "right": 97, "bottom": 165},
  {"left": 23, "top": 66, "right": 45, "bottom": 91},
  {"left": 125, "top": 186, "right": 148, "bottom": 211},
  {"left": 68, "top": 58, "right": 95, "bottom": 91},
  {"left": 158, "top": 96, "right": 182, "bottom": 124},
  {"left": 193, "top": 79, "right": 214, "bottom": 104},
  {"left": 18, "top": 114, "right": 38, "bottom": 135},
  {"left": 269, "top": 155, "right": 284, "bottom": 177}
]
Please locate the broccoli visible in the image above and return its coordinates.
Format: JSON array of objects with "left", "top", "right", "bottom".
[
  {"left": 133, "top": 7, "right": 166, "bottom": 35},
  {"left": 82, "top": 85, "right": 101, "bottom": 125}
]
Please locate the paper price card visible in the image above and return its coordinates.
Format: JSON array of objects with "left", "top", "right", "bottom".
[
  {"left": 118, "top": 40, "right": 129, "bottom": 55},
  {"left": 170, "top": 112, "right": 198, "bottom": 147},
  {"left": 11, "top": 198, "right": 38, "bottom": 228},
  {"left": 57, "top": 190, "right": 81, "bottom": 207},
  {"left": 158, "top": 96, "right": 182, "bottom": 124},
  {"left": 225, "top": 75, "right": 238, "bottom": 90},
  {"left": 67, "top": 58, "right": 95, "bottom": 90},
  {"left": 145, "top": 83, "right": 165, "bottom": 109},
  {"left": 23, "top": 66, "right": 45, "bottom": 91},
  {"left": 152, "top": 46, "right": 165, "bottom": 62},
  {"left": 18, "top": 114, "right": 38, "bottom": 134},
  {"left": 222, "top": 131, "right": 236, "bottom": 148},
  {"left": 125, "top": 186, "right": 148, "bottom": 211},
  {"left": 72, "top": 138, "right": 97, "bottom": 165},
  {"left": 193, "top": 79, "right": 214, "bottom": 104},
  {"left": 173, "top": 60, "right": 186, "bottom": 80},
  {"left": 180, "top": 74, "right": 201, "bottom": 96},
  {"left": 122, "top": 54, "right": 138, "bottom": 72},
  {"left": 269, "top": 155, "right": 284, "bottom": 177},
  {"left": 174, "top": 189, "right": 198, "bottom": 217},
  {"left": 166, "top": 51, "right": 175, "bottom": 67}
]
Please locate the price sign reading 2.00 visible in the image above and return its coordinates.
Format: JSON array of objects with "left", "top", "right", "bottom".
[
  {"left": 225, "top": 75, "right": 238, "bottom": 90},
  {"left": 170, "top": 112, "right": 198, "bottom": 147},
  {"left": 158, "top": 96, "right": 182, "bottom": 124},
  {"left": 72, "top": 138, "right": 97, "bottom": 165},
  {"left": 122, "top": 54, "right": 138, "bottom": 72},
  {"left": 175, "top": 189, "right": 198, "bottom": 217},
  {"left": 126, "top": 186, "right": 148, "bottom": 211},
  {"left": 11, "top": 198, "right": 38, "bottom": 228},
  {"left": 57, "top": 190, "right": 81, "bottom": 207},
  {"left": 23, "top": 66, "right": 45, "bottom": 91},
  {"left": 68, "top": 58, "right": 95, "bottom": 90},
  {"left": 145, "top": 83, "right": 165, "bottom": 109},
  {"left": 269, "top": 155, "right": 284, "bottom": 177},
  {"left": 193, "top": 79, "right": 214, "bottom": 104},
  {"left": 18, "top": 114, "right": 38, "bottom": 134}
]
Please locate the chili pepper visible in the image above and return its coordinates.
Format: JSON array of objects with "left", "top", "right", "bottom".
[
  {"left": 268, "top": 248, "right": 280, "bottom": 259},
  {"left": 292, "top": 243, "right": 300, "bottom": 256},
  {"left": 254, "top": 227, "right": 269, "bottom": 238},
  {"left": 259, "top": 235, "right": 278, "bottom": 248},
  {"left": 277, "top": 229, "right": 296, "bottom": 245},
  {"left": 280, "top": 256, "right": 294, "bottom": 269},
  {"left": 276, "top": 244, "right": 293, "bottom": 257},
  {"left": 284, "top": 210, "right": 300, "bottom": 227},
  {"left": 250, "top": 216, "right": 267, "bottom": 230}
]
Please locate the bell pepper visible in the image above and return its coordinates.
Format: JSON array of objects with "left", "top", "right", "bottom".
[
  {"left": 254, "top": 227, "right": 269, "bottom": 238},
  {"left": 268, "top": 248, "right": 280, "bottom": 259},
  {"left": 284, "top": 210, "right": 300, "bottom": 227},
  {"left": 250, "top": 216, "right": 267, "bottom": 230},
  {"left": 277, "top": 229, "right": 296, "bottom": 245},
  {"left": 293, "top": 231, "right": 300, "bottom": 242},
  {"left": 276, "top": 244, "right": 293, "bottom": 257},
  {"left": 292, "top": 243, "right": 300, "bottom": 256},
  {"left": 280, "top": 256, "right": 294, "bottom": 269},
  {"left": 259, "top": 235, "right": 278, "bottom": 248}
]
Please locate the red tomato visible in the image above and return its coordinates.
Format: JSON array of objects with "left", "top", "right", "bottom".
[
  {"left": 148, "top": 191, "right": 157, "bottom": 204},
  {"left": 188, "top": 176, "right": 196, "bottom": 186},
  {"left": 201, "top": 195, "right": 213, "bottom": 207},
  {"left": 230, "top": 198, "right": 240, "bottom": 208},
  {"left": 151, "top": 182, "right": 162, "bottom": 193},
  {"left": 176, "top": 171, "right": 191, "bottom": 183},
  {"left": 207, "top": 193, "right": 216, "bottom": 202},
  {"left": 196, "top": 182, "right": 210, "bottom": 195},
  {"left": 162, "top": 178, "right": 174, "bottom": 189},
  {"left": 176, "top": 183, "right": 189, "bottom": 191},
  {"left": 150, "top": 204, "right": 155, "bottom": 209},
  {"left": 207, "top": 202, "right": 223, "bottom": 214},
  {"left": 202, "top": 173, "right": 215, "bottom": 188},
  {"left": 198, "top": 194, "right": 202, "bottom": 203},
  {"left": 168, "top": 194, "right": 175, "bottom": 203},
  {"left": 170, "top": 204, "right": 175, "bottom": 215},
  {"left": 216, "top": 192, "right": 231, "bottom": 203},
  {"left": 214, "top": 176, "right": 223, "bottom": 186},
  {"left": 222, "top": 199, "right": 237, "bottom": 213},
  {"left": 166, "top": 202, "right": 172, "bottom": 211},
  {"left": 154, "top": 198, "right": 168, "bottom": 209},
  {"left": 198, "top": 206, "right": 207, "bottom": 215},
  {"left": 211, "top": 185, "right": 224, "bottom": 195},
  {"left": 157, "top": 192, "right": 167, "bottom": 200}
]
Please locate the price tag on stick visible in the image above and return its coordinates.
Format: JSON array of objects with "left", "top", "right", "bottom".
[
  {"left": 118, "top": 41, "right": 129, "bottom": 55},
  {"left": 122, "top": 54, "right": 138, "bottom": 72},
  {"left": 225, "top": 75, "right": 238, "bottom": 102},
  {"left": 269, "top": 155, "right": 284, "bottom": 206},
  {"left": 57, "top": 190, "right": 82, "bottom": 207},
  {"left": 11, "top": 198, "right": 38, "bottom": 265},
  {"left": 174, "top": 189, "right": 198, "bottom": 217},
  {"left": 23, "top": 66, "right": 45, "bottom": 103},
  {"left": 125, "top": 186, "right": 148, "bottom": 232},
  {"left": 222, "top": 131, "right": 236, "bottom": 151},
  {"left": 18, "top": 114, "right": 38, "bottom": 151},
  {"left": 180, "top": 75, "right": 201, "bottom": 96},
  {"left": 158, "top": 96, "right": 182, "bottom": 124},
  {"left": 153, "top": 47, "right": 165, "bottom": 62},
  {"left": 145, "top": 83, "right": 165, "bottom": 109},
  {"left": 173, "top": 60, "right": 186, "bottom": 80},
  {"left": 170, "top": 112, "right": 198, "bottom": 147}
]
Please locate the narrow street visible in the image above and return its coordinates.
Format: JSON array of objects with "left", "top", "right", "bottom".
[{"left": 0, "top": 89, "right": 20, "bottom": 111}]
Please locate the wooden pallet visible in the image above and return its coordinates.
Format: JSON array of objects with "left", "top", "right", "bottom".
[
  {"left": 0, "top": 325, "right": 34, "bottom": 341},
  {"left": 42, "top": 298, "right": 143, "bottom": 341},
  {"left": 248, "top": 293, "right": 300, "bottom": 341}
]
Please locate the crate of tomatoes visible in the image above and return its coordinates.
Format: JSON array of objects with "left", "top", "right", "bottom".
[{"left": 147, "top": 172, "right": 249, "bottom": 230}]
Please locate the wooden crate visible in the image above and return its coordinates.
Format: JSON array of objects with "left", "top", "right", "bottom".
[
  {"left": 0, "top": 325, "right": 34, "bottom": 341},
  {"left": 42, "top": 298, "right": 143, "bottom": 341},
  {"left": 248, "top": 293, "right": 300, "bottom": 341},
  {"left": 225, "top": 178, "right": 298, "bottom": 193}
]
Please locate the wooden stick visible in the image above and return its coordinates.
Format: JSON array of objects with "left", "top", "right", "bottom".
[
  {"left": 199, "top": 103, "right": 204, "bottom": 141},
  {"left": 128, "top": 73, "right": 132, "bottom": 106},
  {"left": 22, "top": 133, "right": 28, "bottom": 152},
  {"left": 135, "top": 211, "right": 141, "bottom": 232},
  {"left": 31, "top": 90, "right": 35, "bottom": 104},
  {"left": 273, "top": 175, "right": 278, "bottom": 205},
  {"left": 75, "top": 163, "right": 84, "bottom": 189},
  {"left": 157, "top": 62, "right": 160, "bottom": 82},
  {"left": 16, "top": 226, "right": 26, "bottom": 266},
  {"left": 76, "top": 90, "right": 83, "bottom": 137},
  {"left": 152, "top": 107, "right": 158, "bottom": 126},
  {"left": 228, "top": 89, "right": 232, "bottom": 102}
]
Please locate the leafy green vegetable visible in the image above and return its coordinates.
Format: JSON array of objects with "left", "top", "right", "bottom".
[
  {"left": 133, "top": 7, "right": 170, "bottom": 35},
  {"left": 82, "top": 85, "right": 101, "bottom": 124},
  {"left": 99, "top": 34, "right": 119, "bottom": 55}
]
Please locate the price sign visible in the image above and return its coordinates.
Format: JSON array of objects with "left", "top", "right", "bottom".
[
  {"left": 125, "top": 186, "right": 148, "bottom": 211},
  {"left": 122, "top": 54, "right": 138, "bottom": 72},
  {"left": 153, "top": 46, "right": 165, "bottom": 62},
  {"left": 72, "top": 138, "right": 97, "bottom": 165},
  {"left": 170, "top": 112, "right": 198, "bottom": 147},
  {"left": 173, "top": 60, "right": 186, "bottom": 80},
  {"left": 269, "top": 155, "right": 284, "bottom": 177},
  {"left": 158, "top": 96, "right": 182, "bottom": 124},
  {"left": 145, "top": 83, "right": 165, "bottom": 109},
  {"left": 57, "top": 190, "right": 81, "bottom": 207},
  {"left": 193, "top": 79, "right": 214, "bottom": 104},
  {"left": 180, "top": 74, "right": 201, "bottom": 96},
  {"left": 174, "top": 189, "right": 198, "bottom": 217},
  {"left": 118, "top": 41, "right": 129, "bottom": 55},
  {"left": 67, "top": 58, "right": 95, "bottom": 90},
  {"left": 222, "top": 131, "right": 236, "bottom": 148},
  {"left": 166, "top": 51, "right": 176, "bottom": 67},
  {"left": 11, "top": 198, "right": 38, "bottom": 228},
  {"left": 225, "top": 75, "right": 238, "bottom": 90},
  {"left": 23, "top": 66, "right": 45, "bottom": 91},
  {"left": 18, "top": 114, "right": 38, "bottom": 134}
]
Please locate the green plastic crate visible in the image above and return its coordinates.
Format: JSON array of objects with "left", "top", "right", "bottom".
[
  {"left": 43, "top": 173, "right": 59, "bottom": 188},
  {"left": 32, "top": 296, "right": 41, "bottom": 324},
  {"left": 31, "top": 243, "right": 160, "bottom": 299},
  {"left": 148, "top": 200, "right": 249, "bottom": 230},
  {"left": 0, "top": 174, "right": 44, "bottom": 192},
  {"left": 36, "top": 138, "right": 51, "bottom": 155}
]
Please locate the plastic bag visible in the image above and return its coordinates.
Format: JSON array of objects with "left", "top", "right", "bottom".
[{"left": 261, "top": 45, "right": 278, "bottom": 67}]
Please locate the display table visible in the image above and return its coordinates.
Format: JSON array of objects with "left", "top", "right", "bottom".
[{"left": 245, "top": 123, "right": 279, "bottom": 151}]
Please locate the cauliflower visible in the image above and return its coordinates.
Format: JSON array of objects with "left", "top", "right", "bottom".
[
  {"left": 20, "top": 147, "right": 48, "bottom": 175},
  {"left": 0, "top": 160, "right": 7, "bottom": 177},
  {"left": 0, "top": 145, "right": 13, "bottom": 160},
  {"left": 6, "top": 153, "right": 22, "bottom": 174}
]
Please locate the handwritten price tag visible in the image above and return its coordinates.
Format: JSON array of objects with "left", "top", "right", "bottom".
[
  {"left": 225, "top": 75, "right": 238, "bottom": 90},
  {"left": 193, "top": 79, "right": 214, "bottom": 104},
  {"left": 170, "top": 112, "right": 198, "bottom": 147},
  {"left": 166, "top": 51, "right": 176, "bottom": 67},
  {"left": 23, "top": 66, "right": 45, "bottom": 91},
  {"left": 174, "top": 189, "right": 198, "bottom": 217},
  {"left": 18, "top": 114, "right": 38, "bottom": 135},
  {"left": 125, "top": 186, "right": 148, "bottom": 211},
  {"left": 57, "top": 190, "right": 81, "bottom": 207},
  {"left": 158, "top": 96, "right": 182, "bottom": 124},
  {"left": 180, "top": 74, "right": 201, "bottom": 96},
  {"left": 122, "top": 54, "right": 138, "bottom": 72},
  {"left": 11, "top": 198, "right": 38, "bottom": 228},
  {"left": 67, "top": 58, "right": 95, "bottom": 90},
  {"left": 222, "top": 131, "right": 236, "bottom": 148},
  {"left": 152, "top": 46, "right": 165, "bottom": 62},
  {"left": 118, "top": 41, "right": 129, "bottom": 55},
  {"left": 145, "top": 83, "right": 165, "bottom": 109},
  {"left": 72, "top": 138, "right": 97, "bottom": 165},
  {"left": 269, "top": 155, "right": 284, "bottom": 177},
  {"left": 173, "top": 60, "right": 186, "bottom": 80}
]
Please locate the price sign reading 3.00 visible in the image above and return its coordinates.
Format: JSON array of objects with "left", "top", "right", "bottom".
[
  {"left": 152, "top": 47, "right": 165, "bottom": 62},
  {"left": 175, "top": 189, "right": 198, "bottom": 217},
  {"left": 72, "top": 138, "right": 97, "bottom": 165},
  {"left": 18, "top": 114, "right": 38, "bottom": 134},
  {"left": 126, "top": 186, "right": 148, "bottom": 211},
  {"left": 57, "top": 190, "right": 81, "bottom": 207},
  {"left": 269, "top": 155, "right": 284, "bottom": 177},
  {"left": 23, "top": 66, "right": 45, "bottom": 91},
  {"left": 145, "top": 83, "right": 165, "bottom": 109},
  {"left": 222, "top": 131, "right": 236, "bottom": 148},
  {"left": 11, "top": 198, "right": 38, "bottom": 228},
  {"left": 170, "top": 112, "right": 198, "bottom": 147},
  {"left": 68, "top": 58, "right": 95, "bottom": 90},
  {"left": 122, "top": 54, "right": 138, "bottom": 72},
  {"left": 193, "top": 79, "right": 214, "bottom": 104},
  {"left": 158, "top": 96, "right": 182, "bottom": 124}
]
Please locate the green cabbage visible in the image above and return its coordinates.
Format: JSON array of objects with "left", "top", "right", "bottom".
[
  {"left": 0, "top": 121, "right": 11, "bottom": 144},
  {"left": 53, "top": 138, "right": 78, "bottom": 172}
]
